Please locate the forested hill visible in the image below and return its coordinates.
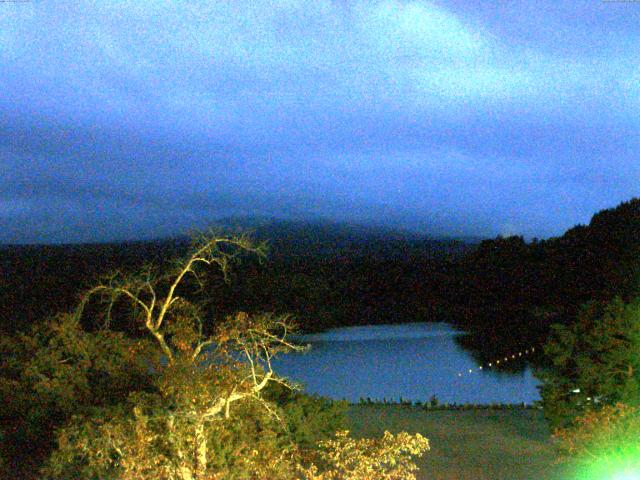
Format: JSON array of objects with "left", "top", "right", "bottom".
[
  {"left": 0, "top": 239, "right": 188, "bottom": 334},
  {"left": 2, "top": 199, "right": 639, "bottom": 344},
  {"left": 218, "top": 217, "right": 475, "bottom": 259},
  {"left": 449, "top": 197, "right": 640, "bottom": 357},
  {"left": 0, "top": 219, "right": 473, "bottom": 335}
]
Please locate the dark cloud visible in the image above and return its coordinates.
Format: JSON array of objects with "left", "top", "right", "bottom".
[{"left": 0, "top": 0, "right": 638, "bottom": 243}]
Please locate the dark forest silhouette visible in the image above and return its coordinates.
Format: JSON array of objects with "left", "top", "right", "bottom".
[{"left": 2, "top": 198, "right": 639, "bottom": 366}]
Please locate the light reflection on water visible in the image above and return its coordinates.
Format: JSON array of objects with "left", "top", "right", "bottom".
[{"left": 272, "top": 322, "right": 540, "bottom": 404}]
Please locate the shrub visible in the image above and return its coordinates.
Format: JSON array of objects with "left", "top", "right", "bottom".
[
  {"left": 554, "top": 403, "right": 640, "bottom": 477},
  {"left": 298, "top": 430, "right": 430, "bottom": 480},
  {"left": 537, "top": 297, "right": 640, "bottom": 429}
]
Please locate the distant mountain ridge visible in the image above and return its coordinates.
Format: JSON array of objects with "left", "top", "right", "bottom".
[
  {"left": 215, "top": 216, "right": 478, "bottom": 259},
  {"left": 3, "top": 199, "right": 640, "bottom": 342},
  {"left": 0, "top": 218, "right": 472, "bottom": 334},
  {"left": 0, "top": 216, "right": 478, "bottom": 249}
]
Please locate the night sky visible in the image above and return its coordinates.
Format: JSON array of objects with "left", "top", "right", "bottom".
[{"left": 1, "top": 1, "right": 639, "bottom": 244}]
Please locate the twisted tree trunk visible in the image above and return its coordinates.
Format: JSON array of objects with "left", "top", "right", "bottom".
[{"left": 194, "top": 421, "right": 208, "bottom": 478}]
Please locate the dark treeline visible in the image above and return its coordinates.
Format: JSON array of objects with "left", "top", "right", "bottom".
[
  {"left": 0, "top": 220, "right": 469, "bottom": 336},
  {"left": 448, "top": 198, "right": 640, "bottom": 364},
  {"left": 225, "top": 219, "right": 470, "bottom": 332},
  {"left": 2, "top": 199, "right": 640, "bottom": 367},
  {"left": 0, "top": 238, "right": 189, "bottom": 334}
]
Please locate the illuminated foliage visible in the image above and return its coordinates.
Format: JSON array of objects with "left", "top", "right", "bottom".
[
  {"left": 0, "top": 313, "right": 154, "bottom": 477},
  {"left": 39, "top": 234, "right": 305, "bottom": 479},
  {"left": 7, "top": 232, "right": 431, "bottom": 480},
  {"left": 537, "top": 297, "right": 640, "bottom": 429},
  {"left": 554, "top": 403, "right": 640, "bottom": 479},
  {"left": 298, "top": 430, "right": 430, "bottom": 480}
]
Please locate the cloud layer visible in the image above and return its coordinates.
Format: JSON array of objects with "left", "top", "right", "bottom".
[{"left": 1, "top": 0, "right": 639, "bottom": 242}]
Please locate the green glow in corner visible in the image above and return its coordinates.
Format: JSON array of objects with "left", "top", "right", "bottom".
[
  {"left": 610, "top": 470, "right": 640, "bottom": 480},
  {"left": 575, "top": 459, "right": 640, "bottom": 480}
]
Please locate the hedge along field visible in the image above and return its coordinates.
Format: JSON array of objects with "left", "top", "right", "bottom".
[{"left": 347, "top": 405, "right": 578, "bottom": 480}]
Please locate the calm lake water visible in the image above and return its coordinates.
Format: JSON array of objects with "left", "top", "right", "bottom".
[{"left": 272, "top": 323, "right": 540, "bottom": 404}]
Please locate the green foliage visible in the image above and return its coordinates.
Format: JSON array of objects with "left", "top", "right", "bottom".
[
  {"left": 447, "top": 198, "right": 640, "bottom": 365},
  {"left": 298, "top": 430, "right": 430, "bottom": 480},
  {"left": 43, "top": 317, "right": 300, "bottom": 478},
  {"left": 554, "top": 403, "right": 640, "bottom": 477},
  {"left": 43, "top": 320, "right": 350, "bottom": 479},
  {"left": 38, "top": 234, "right": 352, "bottom": 479},
  {"left": 0, "top": 314, "right": 153, "bottom": 476},
  {"left": 537, "top": 297, "right": 640, "bottom": 429},
  {"left": 44, "top": 390, "right": 299, "bottom": 480},
  {"left": 268, "top": 386, "right": 348, "bottom": 450},
  {"left": 2, "top": 233, "right": 430, "bottom": 479}
]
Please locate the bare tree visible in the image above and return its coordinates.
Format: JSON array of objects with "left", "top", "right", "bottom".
[{"left": 68, "top": 232, "right": 304, "bottom": 480}]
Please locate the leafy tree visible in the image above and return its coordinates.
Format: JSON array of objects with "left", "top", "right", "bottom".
[
  {"left": 0, "top": 313, "right": 154, "bottom": 477},
  {"left": 554, "top": 403, "right": 640, "bottom": 476},
  {"left": 267, "top": 385, "right": 348, "bottom": 450},
  {"left": 537, "top": 296, "right": 640, "bottom": 429},
  {"left": 41, "top": 234, "right": 304, "bottom": 479},
  {"left": 15, "top": 232, "right": 431, "bottom": 480},
  {"left": 298, "top": 430, "right": 429, "bottom": 480}
]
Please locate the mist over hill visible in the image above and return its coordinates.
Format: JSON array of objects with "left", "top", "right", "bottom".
[
  {"left": 2, "top": 199, "right": 640, "bottom": 355},
  {"left": 0, "top": 218, "right": 472, "bottom": 335},
  {"left": 216, "top": 217, "right": 478, "bottom": 259}
]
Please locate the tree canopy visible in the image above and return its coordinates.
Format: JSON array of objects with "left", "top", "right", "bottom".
[
  {"left": 1, "top": 232, "right": 430, "bottom": 479},
  {"left": 537, "top": 296, "right": 640, "bottom": 429}
]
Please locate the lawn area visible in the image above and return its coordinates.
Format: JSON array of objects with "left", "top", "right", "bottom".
[{"left": 347, "top": 405, "right": 578, "bottom": 480}]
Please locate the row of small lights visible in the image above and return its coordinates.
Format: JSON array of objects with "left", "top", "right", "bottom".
[{"left": 456, "top": 347, "right": 537, "bottom": 377}]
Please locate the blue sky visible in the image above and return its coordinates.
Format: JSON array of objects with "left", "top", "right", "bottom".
[{"left": 1, "top": 0, "right": 639, "bottom": 243}]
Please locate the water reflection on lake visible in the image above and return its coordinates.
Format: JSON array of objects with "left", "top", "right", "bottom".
[{"left": 272, "top": 323, "right": 540, "bottom": 404}]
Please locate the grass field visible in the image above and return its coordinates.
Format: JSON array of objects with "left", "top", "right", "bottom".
[{"left": 347, "top": 405, "right": 578, "bottom": 480}]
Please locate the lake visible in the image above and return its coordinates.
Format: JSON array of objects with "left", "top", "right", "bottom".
[{"left": 272, "top": 322, "right": 541, "bottom": 404}]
